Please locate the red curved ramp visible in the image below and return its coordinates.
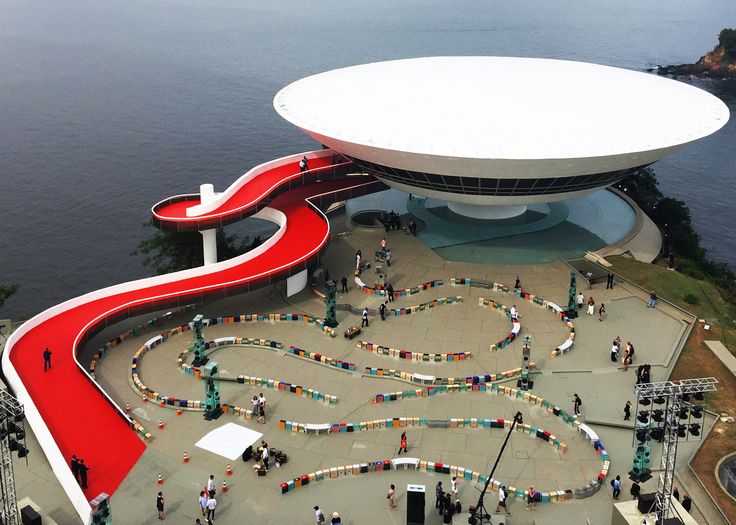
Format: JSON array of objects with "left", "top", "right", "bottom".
[{"left": 2, "top": 150, "right": 383, "bottom": 522}]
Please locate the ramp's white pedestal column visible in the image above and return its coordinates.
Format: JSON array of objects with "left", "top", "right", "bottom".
[
  {"left": 199, "top": 184, "right": 217, "bottom": 266},
  {"left": 447, "top": 202, "right": 527, "bottom": 219}
]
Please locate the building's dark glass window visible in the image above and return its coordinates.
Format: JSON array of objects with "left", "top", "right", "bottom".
[{"left": 348, "top": 156, "right": 646, "bottom": 197}]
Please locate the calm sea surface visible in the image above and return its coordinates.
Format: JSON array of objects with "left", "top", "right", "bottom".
[{"left": 1, "top": 0, "right": 735, "bottom": 319}]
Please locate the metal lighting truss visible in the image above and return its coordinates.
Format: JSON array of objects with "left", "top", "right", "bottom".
[
  {"left": 634, "top": 377, "right": 718, "bottom": 523},
  {"left": 0, "top": 389, "right": 27, "bottom": 525}
]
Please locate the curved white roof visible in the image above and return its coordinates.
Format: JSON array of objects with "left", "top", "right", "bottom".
[{"left": 274, "top": 57, "right": 729, "bottom": 161}]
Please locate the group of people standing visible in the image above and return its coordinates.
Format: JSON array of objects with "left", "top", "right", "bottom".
[
  {"left": 576, "top": 292, "right": 606, "bottom": 321},
  {"left": 610, "top": 336, "right": 635, "bottom": 370},
  {"left": 250, "top": 392, "right": 266, "bottom": 424},
  {"left": 70, "top": 455, "right": 90, "bottom": 488},
  {"left": 380, "top": 211, "right": 402, "bottom": 233},
  {"left": 435, "top": 478, "right": 461, "bottom": 523}
]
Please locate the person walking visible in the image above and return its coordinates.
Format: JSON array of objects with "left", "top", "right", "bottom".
[
  {"left": 611, "top": 475, "right": 621, "bottom": 499},
  {"left": 386, "top": 284, "right": 395, "bottom": 302},
  {"left": 496, "top": 485, "right": 511, "bottom": 515},
  {"left": 361, "top": 308, "right": 369, "bottom": 327},
  {"left": 577, "top": 291, "right": 585, "bottom": 310},
  {"left": 330, "top": 511, "right": 342, "bottom": 524},
  {"left": 70, "top": 455, "right": 80, "bottom": 483},
  {"left": 526, "top": 485, "right": 536, "bottom": 510},
  {"left": 623, "top": 347, "right": 631, "bottom": 372},
  {"left": 682, "top": 493, "right": 692, "bottom": 512},
  {"left": 157, "top": 492, "right": 165, "bottom": 520},
  {"left": 587, "top": 296, "right": 595, "bottom": 316},
  {"left": 451, "top": 476, "right": 459, "bottom": 503},
  {"left": 398, "top": 432, "right": 408, "bottom": 454},
  {"left": 43, "top": 347, "right": 52, "bottom": 371},
  {"left": 78, "top": 459, "right": 89, "bottom": 488},
  {"left": 206, "top": 496, "right": 217, "bottom": 522},
  {"left": 630, "top": 479, "right": 641, "bottom": 500},
  {"left": 300, "top": 156, "right": 309, "bottom": 172},
  {"left": 606, "top": 272, "right": 614, "bottom": 289},
  {"left": 647, "top": 291, "right": 657, "bottom": 308},
  {"left": 672, "top": 487, "right": 680, "bottom": 501},
  {"left": 387, "top": 484, "right": 396, "bottom": 508},
  {"left": 514, "top": 276, "right": 521, "bottom": 290},
  {"left": 251, "top": 396, "right": 260, "bottom": 419},
  {"left": 380, "top": 238, "right": 387, "bottom": 251},
  {"left": 510, "top": 305, "right": 519, "bottom": 321},
  {"left": 199, "top": 491, "right": 208, "bottom": 516},
  {"left": 355, "top": 250, "right": 362, "bottom": 272},
  {"left": 379, "top": 302, "right": 386, "bottom": 321},
  {"left": 598, "top": 303, "right": 606, "bottom": 321},
  {"left": 573, "top": 394, "right": 582, "bottom": 417},
  {"left": 314, "top": 505, "right": 326, "bottom": 524},
  {"left": 207, "top": 474, "right": 216, "bottom": 498},
  {"left": 624, "top": 400, "right": 632, "bottom": 421},
  {"left": 435, "top": 481, "right": 444, "bottom": 511},
  {"left": 258, "top": 393, "right": 266, "bottom": 424},
  {"left": 340, "top": 275, "right": 348, "bottom": 294}
]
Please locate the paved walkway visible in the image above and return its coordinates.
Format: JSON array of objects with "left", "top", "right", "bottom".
[{"left": 7, "top": 214, "right": 721, "bottom": 524}]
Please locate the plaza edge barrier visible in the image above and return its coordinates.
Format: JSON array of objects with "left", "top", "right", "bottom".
[
  {"left": 332, "top": 295, "right": 462, "bottom": 317},
  {"left": 363, "top": 362, "right": 537, "bottom": 386},
  {"left": 477, "top": 296, "right": 521, "bottom": 351},
  {"left": 450, "top": 278, "right": 575, "bottom": 356},
  {"left": 2, "top": 150, "right": 386, "bottom": 523},
  {"left": 354, "top": 278, "right": 444, "bottom": 299},
  {"left": 279, "top": 385, "right": 610, "bottom": 500}
]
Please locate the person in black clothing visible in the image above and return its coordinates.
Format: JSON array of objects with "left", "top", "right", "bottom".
[
  {"left": 514, "top": 276, "right": 521, "bottom": 290},
  {"left": 435, "top": 481, "right": 444, "bottom": 510},
  {"left": 340, "top": 276, "right": 348, "bottom": 294},
  {"left": 641, "top": 364, "right": 651, "bottom": 384},
  {"left": 682, "top": 493, "right": 692, "bottom": 512},
  {"left": 386, "top": 284, "right": 394, "bottom": 303},
  {"left": 442, "top": 494, "right": 454, "bottom": 523},
  {"left": 78, "top": 459, "right": 89, "bottom": 488},
  {"left": 606, "top": 272, "right": 614, "bottom": 289},
  {"left": 361, "top": 308, "right": 369, "bottom": 328},
  {"left": 624, "top": 401, "right": 631, "bottom": 421},
  {"left": 379, "top": 302, "right": 386, "bottom": 321},
  {"left": 70, "top": 455, "right": 80, "bottom": 482},
  {"left": 630, "top": 479, "right": 641, "bottom": 500},
  {"left": 156, "top": 491, "right": 165, "bottom": 520},
  {"left": 672, "top": 487, "right": 680, "bottom": 501},
  {"left": 43, "top": 347, "right": 52, "bottom": 371}
]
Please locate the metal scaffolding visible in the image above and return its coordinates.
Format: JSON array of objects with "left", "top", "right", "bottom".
[
  {"left": 0, "top": 389, "right": 27, "bottom": 525},
  {"left": 633, "top": 377, "right": 718, "bottom": 523}
]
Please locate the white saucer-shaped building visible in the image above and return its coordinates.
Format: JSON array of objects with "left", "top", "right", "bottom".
[{"left": 274, "top": 57, "right": 729, "bottom": 219}]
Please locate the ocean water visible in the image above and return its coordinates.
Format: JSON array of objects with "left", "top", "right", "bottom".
[{"left": 1, "top": 0, "right": 735, "bottom": 318}]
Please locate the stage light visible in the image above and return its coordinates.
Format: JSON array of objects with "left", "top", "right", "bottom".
[
  {"left": 691, "top": 406, "right": 703, "bottom": 419},
  {"left": 13, "top": 414, "right": 23, "bottom": 423},
  {"left": 17, "top": 446, "right": 28, "bottom": 458},
  {"left": 15, "top": 430, "right": 24, "bottom": 440},
  {"left": 636, "top": 429, "right": 649, "bottom": 443},
  {"left": 676, "top": 425, "right": 687, "bottom": 438},
  {"left": 6, "top": 421, "right": 17, "bottom": 434},
  {"left": 8, "top": 438, "right": 17, "bottom": 451},
  {"left": 681, "top": 393, "right": 691, "bottom": 402},
  {"left": 688, "top": 424, "right": 701, "bottom": 436},
  {"left": 650, "top": 428, "right": 664, "bottom": 441},
  {"left": 640, "top": 398, "right": 651, "bottom": 406},
  {"left": 652, "top": 410, "right": 664, "bottom": 422},
  {"left": 694, "top": 392, "right": 704, "bottom": 401},
  {"left": 637, "top": 411, "right": 650, "bottom": 424},
  {"left": 653, "top": 396, "right": 665, "bottom": 405},
  {"left": 678, "top": 408, "right": 689, "bottom": 419}
]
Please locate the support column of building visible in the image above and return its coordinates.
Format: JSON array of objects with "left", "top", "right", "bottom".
[{"left": 199, "top": 184, "right": 218, "bottom": 266}]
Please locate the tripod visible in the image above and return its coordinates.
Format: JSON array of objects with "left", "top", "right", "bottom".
[{"left": 468, "top": 411, "right": 523, "bottom": 525}]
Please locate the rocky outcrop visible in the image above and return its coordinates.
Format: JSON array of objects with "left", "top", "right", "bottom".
[{"left": 654, "top": 44, "right": 736, "bottom": 79}]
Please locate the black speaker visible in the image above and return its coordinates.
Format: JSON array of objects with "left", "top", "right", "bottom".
[
  {"left": 638, "top": 492, "right": 657, "bottom": 514},
  {"left": 20, "top": 505, "right": 41, "bottom": 525},
  {"left": 407, "top": 485, "right": 425, "bottom": 525}
]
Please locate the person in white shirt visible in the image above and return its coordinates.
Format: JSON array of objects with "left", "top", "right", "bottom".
[
  {"left": 577, "top": 292, "right": 585, "bottom": 310},
  {"left": 314, "top": 505, "right": 326, "bottom": 524},
  {"left": 206, "top": 474, "right": 216, "bottom": 498},
  {"left": 206, "top": 496, "right": 217, "bottom": 522},
  {"left": 510, "top": 305, "right": 519, "bottom": 321},
  {"left": 198, "top": 491, "right": 208, "bottom": 516},
  {"left": 451, "top": 476, "right": 459, "bottom": 502},
  {"left": 496, "top": 485, "right": 511, "bottom": 515},
  {"left": 261, "top": 444, "right": 270, "bottom": 469}
]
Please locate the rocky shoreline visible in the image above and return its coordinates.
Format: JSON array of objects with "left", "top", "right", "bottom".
[{"left": 652, "top": 40, "right": 736, "bottom": 79}]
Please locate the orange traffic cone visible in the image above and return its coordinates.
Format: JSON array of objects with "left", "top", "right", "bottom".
[
  {"left": 183, "top": 452, "right": 189, "bottom": 463},
  {"left": 157, "top": 473, "right": 163, "bottom": 485},
  {"left": 158, "top": 419, "right": 164, "bottom": 430},
  {"left": 125, "top": 403, "right": 131, "bottom": 413},
  {"left": 222, "top": 481, "right": 228, "bottom": 493},
  {"left": 226, "top": 464, "right": 232, "bottom": 476}
]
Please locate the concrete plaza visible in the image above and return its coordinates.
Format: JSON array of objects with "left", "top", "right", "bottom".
[{"left": 9, "top": 213, "right": 721, "bottom": 525}]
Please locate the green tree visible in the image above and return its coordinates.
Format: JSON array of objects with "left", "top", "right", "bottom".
[
  {"left": 132, "top": 224, "right": 250, "bottom": 275},
  {"left": 0, "top": 285, "right": 18, "bottom": 309},
  {"left": 718, "top": 28, "right": 736, "bottom": 61}
]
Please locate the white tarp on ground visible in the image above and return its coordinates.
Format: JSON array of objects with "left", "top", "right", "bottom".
[{"left": 195, "top": 422, "right": 263, "bottom": 460}]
